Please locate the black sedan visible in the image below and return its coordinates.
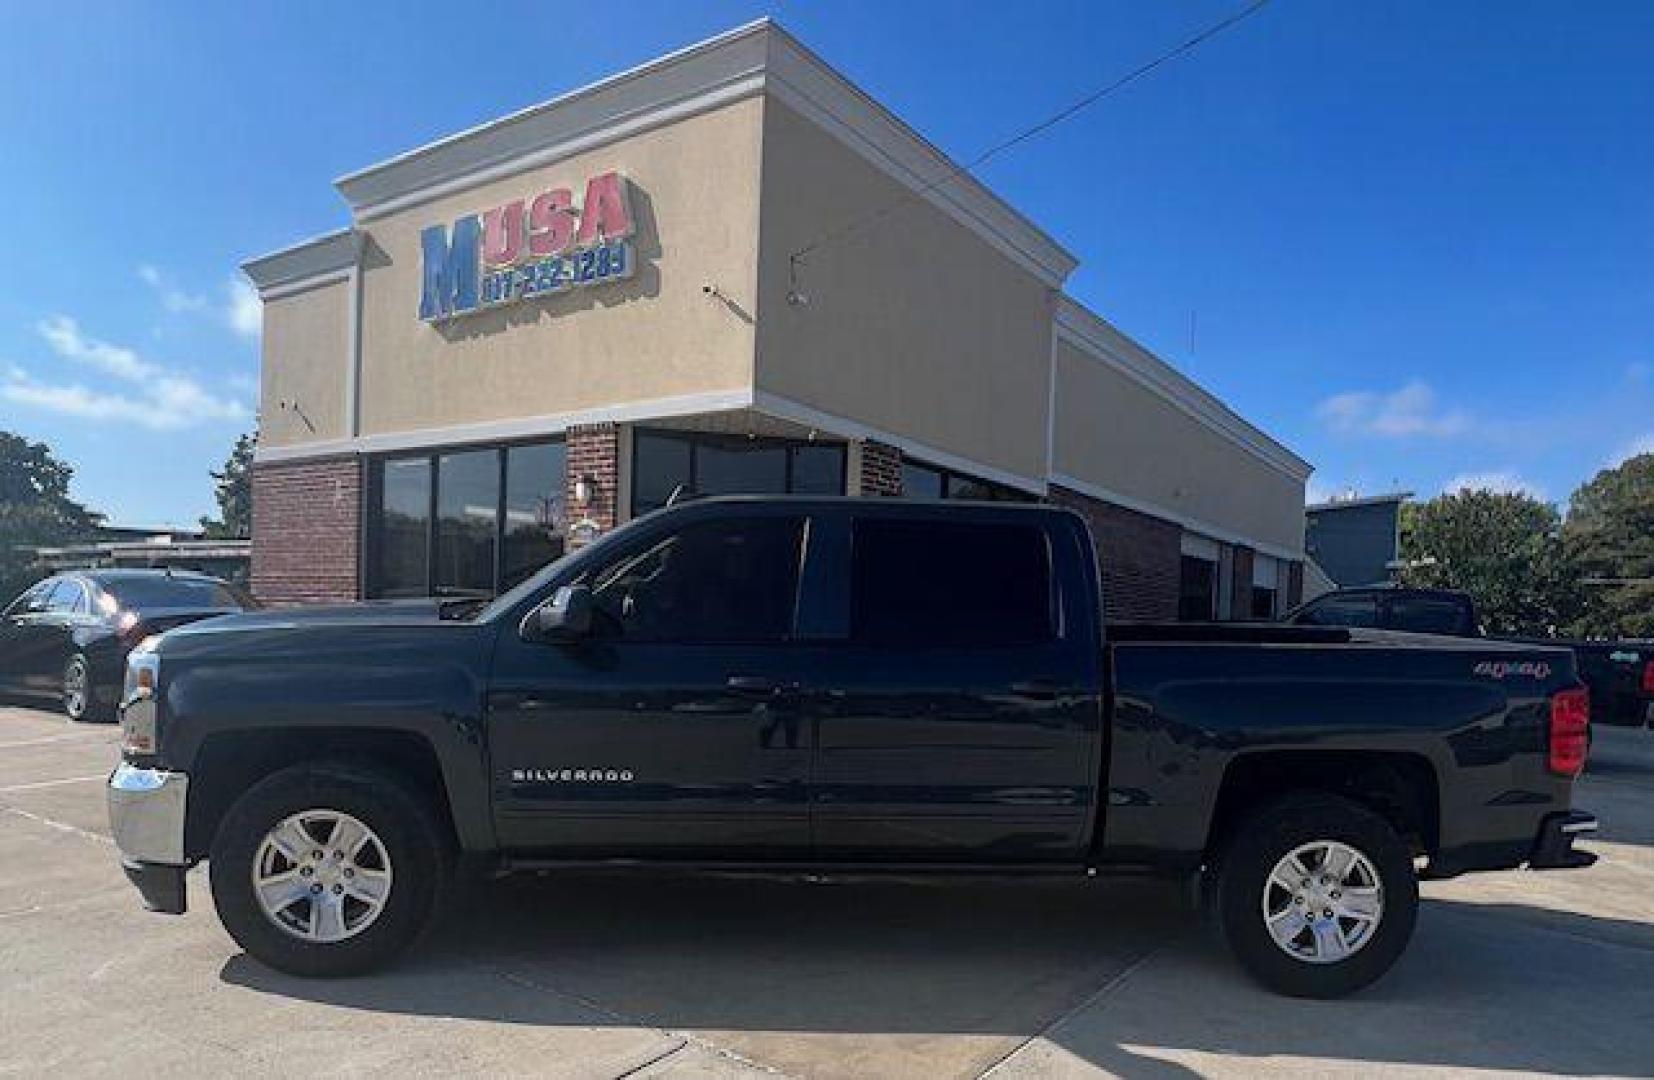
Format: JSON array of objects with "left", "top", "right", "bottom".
[{"left": 0, "top": 569, "right": 253, "bottom": 722}]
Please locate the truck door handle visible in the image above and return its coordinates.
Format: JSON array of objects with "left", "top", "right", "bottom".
[{"left": 726, "top": 675, "right": 795, "bottom": 696}]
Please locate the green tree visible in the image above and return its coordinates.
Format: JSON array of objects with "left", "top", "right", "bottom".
[
  {"left": 1398, "top": 489, "right": 1581, "bottom": 636},
  {"left": 1563, "top": 453, "right": 1654, "bottom": 638},
  {"left": 200, "top": 431, "right": 255, "bottom": 539},
  {"left": 0, "top": 431, "right": 101, "bottom": 600}
]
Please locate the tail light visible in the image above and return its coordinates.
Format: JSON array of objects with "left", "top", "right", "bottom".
[
  {"left": 1549, "top": 687, "right": 1590, "bottom": 777},
  {"left": 1641, "top": 660, "right": 1654, "bottom": 696},
  {"left": 116, "top": 609, "right": 145, "bottom": 644}
]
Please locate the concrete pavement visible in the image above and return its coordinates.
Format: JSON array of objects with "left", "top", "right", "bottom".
[{"left": 2, "top": 703, "right": 1651, "bottom": 1078}]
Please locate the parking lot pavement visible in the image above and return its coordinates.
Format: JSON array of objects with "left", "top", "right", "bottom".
[{"left": 2, "top": 703, "right": 1651, "bottom": 1080}]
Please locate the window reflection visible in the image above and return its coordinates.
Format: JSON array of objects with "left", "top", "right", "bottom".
[
  {"left": 435, "top": 450, "right": 499, "bottom": 595},
  {"left": 631, "top": 430, "right": 846, "bottom": 516},
  {"left": 376, "top": 457, "right": 431, "bottom": 597},
  {"left": 503, "top": 442, "right": 567, "bottom": 589},
  {"left": 368, "top": 439, "right": 567, "bottom": 599}
]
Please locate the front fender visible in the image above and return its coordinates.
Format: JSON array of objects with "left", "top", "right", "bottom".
[{"left": 156, "top": 626, "right": 496, "bottom": 852}]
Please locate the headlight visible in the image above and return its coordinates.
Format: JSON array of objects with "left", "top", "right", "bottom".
[{"left": 120, "top": 648, "right": 161, "bottom": 756}]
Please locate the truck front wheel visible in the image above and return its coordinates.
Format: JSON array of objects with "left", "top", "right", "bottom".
[
  {"left": 208, "top": 761, "right": 452, "bottom": 977},
  {"left": 1214, "top": 793, "right": 1418, "bottom": 998}
]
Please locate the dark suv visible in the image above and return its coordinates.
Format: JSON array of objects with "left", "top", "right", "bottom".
[{"left": 1285, "top": 587, "right": 1478, "bottom": 637}]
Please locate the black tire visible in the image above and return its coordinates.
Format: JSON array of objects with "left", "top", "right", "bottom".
[
  {"left": 1213, "top": 793, "right": 1418, "bottom": 998},
  {"left": 62, "top": 653, "right": 113, "bottom": 723},
  {"left": 209, "top": 761, "right": 453, "bottom": 977}
]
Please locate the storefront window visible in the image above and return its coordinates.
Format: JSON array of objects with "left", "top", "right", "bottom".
[
  {"left": 368, "top": 438, "right": 566, "bottom": 598},
  {"left": 900, "top": 461, "right": 945, "bottom": 499},
  {"left": 696, "top": 439, "right": 788, "bottom": 496},
  {"left": 791, "top": 445, "right": 846, "bottom": 494},
  {"left": 1178, "top": 555, "right": 1217, "bottom": 621},
  {"left": 632, "top": 432, "right": 693, "bottom": 514},
  {"left": 375, "top": 457, "right": 432, "bottom": 598},
  {"left": 435, "top": 449, "right": 499, "bottom": 595},
  {"left": 630, "top": 430, "right": 847, "bottom": 516},
  {"left": 503, "top": 442, "right": 567, "bottom": 590},
  {"left": 900, "top": 458, "right": 1028, "bottom": 502}
]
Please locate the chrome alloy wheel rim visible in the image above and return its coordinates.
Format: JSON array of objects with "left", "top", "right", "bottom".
[
  {"left": 1262, "top": 840, "right": 1384, "bottom": 964},
  {"left": 63, "top": 659, "right": 87, "bottom": 718},
  {"left": 252, "top": 810, "right": 393, "bottom": 943}
]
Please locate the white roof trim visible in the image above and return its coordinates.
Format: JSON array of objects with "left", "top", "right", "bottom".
[
  {"left": 1054, "top": 297, "right": 1312, "bottom": 483},
  {"left": 327, "top": 19, "right": 1076, "bottom": 287},
  {"left": 253, "top": 388, "right": 755, "bottom": 464},
  {"left": 1052, "top": 471, "right": 1304, "bottom": 562},
  {"left": 242, "top": 229, "right": 361, "bottom": 296}
]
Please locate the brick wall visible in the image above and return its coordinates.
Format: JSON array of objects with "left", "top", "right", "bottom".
[
  {"left": 859, "top": 439, "right": 902, "bottom": 497},
  {"left": 1049, "top": 485, "right": 1181, "bottom": 621},
  {"left": 566, "top": 422, "right": 620, "bottom": 540},
  {"left": 250, "top": 456, "right": 362, "bottom": 606},
  {"left": 1229, "top": 545, "right": 1255, "bottom": 620}
]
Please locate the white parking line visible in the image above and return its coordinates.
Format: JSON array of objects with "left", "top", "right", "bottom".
[
  {"left": 0, "top": 733, "right": 110, "bottom": 750},
  {"left": 0, "top": 805, "right": 112, "bottom": 846},
  {"left": 0, "top": 774, "right": 107, "bottom": 794}
]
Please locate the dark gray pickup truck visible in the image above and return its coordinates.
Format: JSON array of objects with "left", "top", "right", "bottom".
[{"left": 108, "top": 497, "right": 1597, "bottom": 997}]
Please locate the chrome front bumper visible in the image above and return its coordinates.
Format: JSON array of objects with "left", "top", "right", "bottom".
[{"left": 108, "top": 764, "right": 190, "bottom": 913}]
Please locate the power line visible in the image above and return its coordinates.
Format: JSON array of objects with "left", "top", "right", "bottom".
[{"left": 788, "top": 0, "right": 1271, "bottom": 286}]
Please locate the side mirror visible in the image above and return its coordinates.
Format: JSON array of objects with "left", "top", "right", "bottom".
[{"left": 525, "top": 584, "right": 593, "bottom": 642}]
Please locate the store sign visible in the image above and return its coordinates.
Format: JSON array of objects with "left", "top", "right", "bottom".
[{"left": 419, "top": 171, "right": 636, "bottom": 322}]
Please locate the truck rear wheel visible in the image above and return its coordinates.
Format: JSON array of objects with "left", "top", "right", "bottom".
[
  {"left": 1213, "top": 793, "right": 1417, "bottom": 998},
  {"left": 209, "top": 761, "right": 451, "bottom": 977}
]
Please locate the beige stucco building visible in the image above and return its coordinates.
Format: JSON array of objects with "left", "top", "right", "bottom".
[{"left": 243, "top": 19, "right": 1311, "bottom": 620}]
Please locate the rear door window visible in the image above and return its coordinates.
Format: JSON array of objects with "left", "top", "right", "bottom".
[
  {"left": 1295, "top": 593, "right": 1380, "bottom": 628},
  {"left": 850, "top": 518, "right": 1054, "bottom": 646}
]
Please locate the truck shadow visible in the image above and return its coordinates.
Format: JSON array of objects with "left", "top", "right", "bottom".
[{"left": 220, "top": 876, "right": 1652, "bottom": 1077}]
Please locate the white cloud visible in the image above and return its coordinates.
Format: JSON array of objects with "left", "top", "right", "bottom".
[
  {"left": 1443, "top": 470, "right": 1546, "bottom": 500},
  {"left": 38, "top": 315, "right": 156, "bottom": 380},
  {"left": 1315, "top": 380, "right": 1471, "bottom": 438},
  {"left": 1611, "top": 433, "right": 1654, "bottom": 466},
  {"left": 136, "top": 264, "right": 208, "bottom": 314},
  {"left": 3, "top": 316, "right": 248, "bottom": 431},
  {"left": 137, "top": 264, "right": 260, "bottom": 341},
  {"left": 227, "top": 278, "right": 261, "bottom": 339}
]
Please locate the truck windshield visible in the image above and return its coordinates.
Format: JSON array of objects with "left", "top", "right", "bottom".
[{"left": 473, "top": 538, "right": 607, "bottom": 623}]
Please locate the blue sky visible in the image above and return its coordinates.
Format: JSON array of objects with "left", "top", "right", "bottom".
[{"left": 1, "top": 1, "right": 1649, "bottom": 525}]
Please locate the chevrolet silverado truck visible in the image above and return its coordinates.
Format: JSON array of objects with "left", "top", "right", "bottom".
[{"left": 108, "top": 497, "right": 1598, "bottom": 997}]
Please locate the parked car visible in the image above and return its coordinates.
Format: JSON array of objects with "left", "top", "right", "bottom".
[
  {"left": 1285, "top": 586, "right": 1654, "bottom": 728},
  {"left": 107, "top": 497, "right": 1595, "bottom": 998},
  {"left": 0, "top": 569, "right": 252, "bottom": 721}
]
